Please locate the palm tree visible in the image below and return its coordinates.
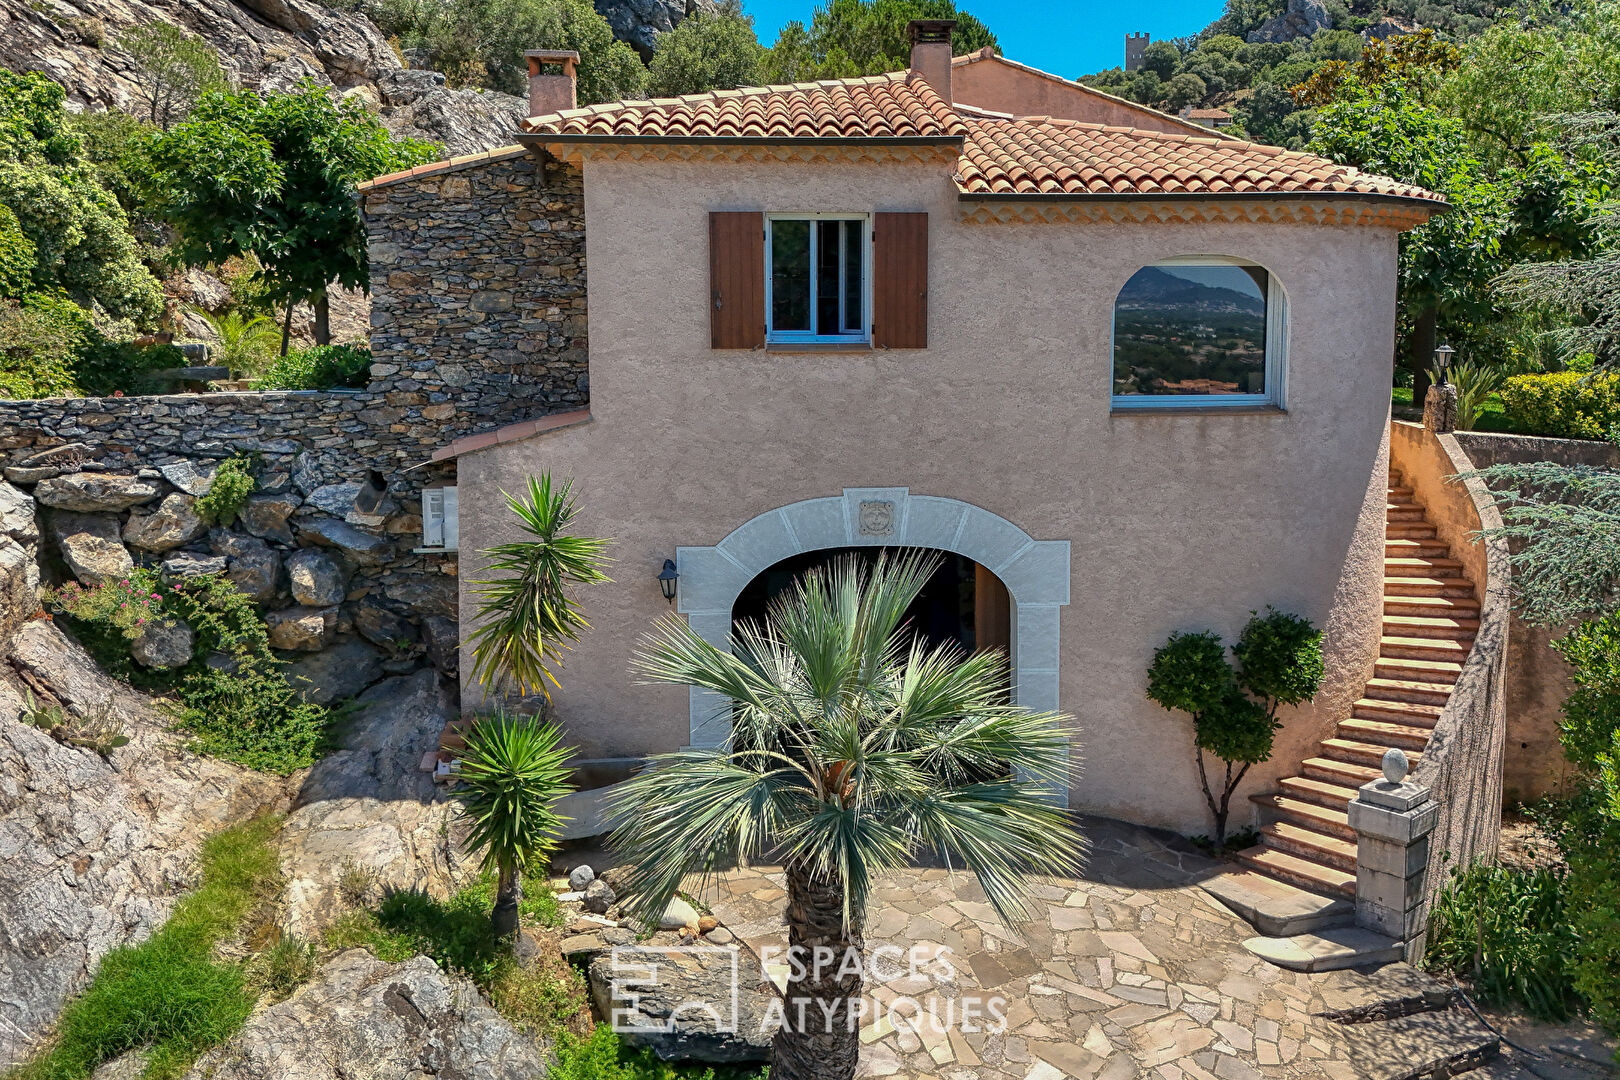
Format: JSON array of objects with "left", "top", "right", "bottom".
[
  {"left": 608, "top": 551, "right": 1085, "bottom": 1080},
  {"left": 454, "top": 711, "right": 574, "bottom": 937},
  {"left": 465, "top": 473, "right": 612, "bottom": 699},
  {"left": 191, "top": 307, "right": 280, "bottom": 377}
]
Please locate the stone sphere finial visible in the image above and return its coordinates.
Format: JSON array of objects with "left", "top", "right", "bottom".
[{"left": 1382, "top": 747, "right": 1410, "bottom": 784}]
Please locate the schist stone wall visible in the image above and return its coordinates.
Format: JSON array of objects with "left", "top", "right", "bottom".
[{"left": 0, "top": 150, "right": 589, "bottom": 704}]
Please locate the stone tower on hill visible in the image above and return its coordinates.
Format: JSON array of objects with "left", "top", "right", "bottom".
[{"left": 1125, "top": 32, "right": 1150, "bottom": 71}]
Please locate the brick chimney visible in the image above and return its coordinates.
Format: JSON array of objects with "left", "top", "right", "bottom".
[
  {"left": 524, "top": 50, "right": 579, "bottom": 116},
  {"left": 907, "top": 19, "right": 955, "bottom": 104}
]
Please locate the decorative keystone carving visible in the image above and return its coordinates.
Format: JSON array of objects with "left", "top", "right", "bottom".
[{"left": 857, "top": 500, "right": 896, "bottom": 538}]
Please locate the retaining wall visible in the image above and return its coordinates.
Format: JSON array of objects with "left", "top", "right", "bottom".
[{"left": 1390, "top": 420, "right": 1510, "bottom": 959}]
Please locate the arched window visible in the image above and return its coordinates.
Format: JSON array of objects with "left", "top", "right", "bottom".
[{"left": 1110, "top": 256, "right": 1286, "bottom": 409}]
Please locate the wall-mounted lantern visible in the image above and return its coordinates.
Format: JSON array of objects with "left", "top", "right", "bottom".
[
  {"left": 1433, "top": 343, "right": 1455, "bottom": 386},
  {"left": 657, "top": 559, "right": 679, "bottom": 604}
]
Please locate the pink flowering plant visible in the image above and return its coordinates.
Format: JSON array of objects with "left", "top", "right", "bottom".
[{"left": 51, "top": 570, "right": 168, "bottom": 641}]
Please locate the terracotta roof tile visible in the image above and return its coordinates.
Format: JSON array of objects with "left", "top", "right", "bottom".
[
  {"left": 955, "top": 117, "right": 1442, "bottom": 201},
  {"left": 521, "top": 72, "right": 964, "bottom": 139}
]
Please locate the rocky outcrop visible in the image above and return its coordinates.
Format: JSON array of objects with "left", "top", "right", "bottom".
[
  {"left": 0, "top": 620, "right": 289, "bottom": 1064},
  {"left": 0, "top": 481, "right": 40, "bottom": 640},
  {"left": 277, "top": 669, "right": 469, "bottom": 938},
  {"left": 596, "top": 0, "right": 716, "bottom": 60},
  {"left": 180, "top": 950, "right": 550, "bottom": 1080},
  {"left": 587, "top": 944, "right": 776, "bottom": 1062},
  {"left": 1246, "top": 0, "right": 1332, "bottom": 42}
]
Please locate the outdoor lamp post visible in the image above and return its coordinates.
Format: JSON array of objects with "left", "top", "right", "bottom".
[
  {"left": 1433, "top": 344, "right": 1455, "bottom": 386},
  {"left": 657, "top": 559, "right": 679, "bottom": 604}
]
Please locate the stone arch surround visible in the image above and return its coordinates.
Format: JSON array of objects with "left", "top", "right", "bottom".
[{"left": 675, "top": 487, "right": 1072, "bottom": 752}]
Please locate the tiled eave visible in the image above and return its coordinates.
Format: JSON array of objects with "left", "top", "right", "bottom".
[
  {"left": 431, "top": 408, "right": 592, "bottom": 462},
  {"left": 956, "top": 190, "right": 1449, "bottom": 229}
]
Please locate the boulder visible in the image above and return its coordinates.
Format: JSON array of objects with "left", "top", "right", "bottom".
[
  {"left": 298, "top": 517, "right": 390, "bottom": 566},
  {"left": 0, "top": 533, "right": 41, "bottom": 640},
  {"left": 278, "top": 670, "right": 469, "bottom": 938},
  {"left": 385, "top": 573, "right": 456, "bottom": 618},
  {"left": 122, "top": 494, "right": 206, "bottom": 553},
  {"left": 131, "top": 619, "right": 195, "bottom": 670},
  {"left": 210, "top": 531, "right": 281, "bottom": 601},
  {"left": 160, "top": 551, "right": 229, "bottom": 582},
  {"left": 659, "top": 896, "right": 700, "bottom": 930},
  {"left": 285, "top": 636, "right": 384, "bottom": 704},
  {"left": 583, "top": 878, "right": 616, "bottom": 914},
  {"left": 1246, "top": 0, "right": 1332, "bottom": 41},
  {"left": 305, "top": 481, "right": 363, "bottom": 517},
  {"left": 588, "top": 945, "right": 775, "bottom": 1063},
  {"left": 157, "top": 461, "right": 216, "bottom": 497},
  {"left": 179, "top": 951, "right": 549, "bottom": 1080},
  {"left": 266, "top": 606, "right": 336, "bottom": 652},
  {"left": 238, "top": 494, "right": 300, "bottom": 545},
  {"left": 422, "top": 615, "right": 460, "bottom": 676},
  {"left": 353, "top": 597, "right": 416, "bottom": 649},
  {"left": 34, "top": 473, "right": 162, "bottom": 513},
  {"left": 51, "top": 512, "right": 133, "bottom": 585},
  {"left": 287, "top": 549, "right": 349, "bottom": 607},
  {"left": 0, "top": 480, "right": 38, "bottom": 543},
  {"left": 595, "top": 0, "right": 716, "bottom": 60},
  {"left": 0, "top": 621, "right": 288, "bottom": 1064},
  {"left": 569, "top": 865, "right": 596, "bottom": 891}
]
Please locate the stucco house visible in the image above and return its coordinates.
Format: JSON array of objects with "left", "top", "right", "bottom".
[{"left": 358, "top": 23, "right": 1459, "bottom": 901}]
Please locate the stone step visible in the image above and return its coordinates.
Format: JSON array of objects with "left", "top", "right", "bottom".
[
  {"left": 1353, "top": 698, "right": 1442, "bottom": 727},
  {"left": 1364, "top": 677, "right": 1454, "bottom": 705},
  {"left": 1337, "top": 717, "right": 1434, "bottom": 751},
  {"left": 1235, "top": 846, "right": 1355, "bottom": 898},
  {"left": 1386, "top": 539, "right": 1452, "bottom": 558},
  {"left": 1253, "top": 792, "right": 1355, "bottom": 839},
  {"left": 1333, "top": 1007, "right": 1501, "bottom": 1079},
  {"left": 1261, "top": 820, "right": 1357, "bottom": 871},
  {"left": 1385, "top": 556, "right": 1464, "bottom": 578},
  {"left": 1380, "top": 634, "right": 1474, "bottom": 662},
  {"left": 1374, "top": 656, "right": 1463, "bottom": 684},
  {"left": 1386, "top": 506, "right": 1428, "bottom": 522},
  {"left": 1383, "top": 575, "right": 1476, "bottom": 599},
  {"left": 1387, "top": 486, "right": 1415, "bottom": 500},
  {"left": 1243, "top": 925, "right": 1403, "bottom": 971},
  {"left": 1303, "top": 755, "right": 1381, "bottom": 787},
  {"left": 1200, "top": 870, "right": 1353, "bottom": 937},
  {"left": 1383, "top": 594, "right": 1479, "bottom": 618},
  {"left": 1320, "top": 737, "right": 1425, "bottom": 768},
  {"left": 1279, "top": 774, "right": 1359, "bottom": 810},
  {"left": 1382, "top": 614, "right": 1480, "bottom": 640},
  {"left": 1385, "top": 523, "right": 1438, "bottom": 539}
]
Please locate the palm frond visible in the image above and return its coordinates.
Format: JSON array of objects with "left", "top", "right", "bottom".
[{"left": 454, "top": 711, "right": 575, "bottom": 875}]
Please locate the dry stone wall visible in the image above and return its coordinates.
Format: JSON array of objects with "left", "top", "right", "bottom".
[{"left": 0, "top": 154, "right": 588, "bottom": 700}]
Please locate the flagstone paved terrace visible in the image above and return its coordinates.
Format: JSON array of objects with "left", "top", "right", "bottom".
[{"left": 691, "top": 816, "right": 1373, "bottom": 1080}]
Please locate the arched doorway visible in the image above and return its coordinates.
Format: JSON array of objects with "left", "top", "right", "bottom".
[
  {"left": 731, "top": 547, "right": 1011, "bottom": 657},
  {"left": 674, "top": 488, "right": 1069, "bottom": 754}
]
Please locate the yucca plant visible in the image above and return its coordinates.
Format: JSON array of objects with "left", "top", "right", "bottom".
[
  {"left": 192, "top": 307, "right": 280, "bottom": 377},
  {"left": 608, "top": 551, "right": 1085, "bottom": 1080},
  {"left": 466, "top": 473, "right": 611, "bottom": 699},
  {"left": 455, "top": 711, "right": 574, "bottom": 937},
  {"left": 1428, "top": 358, "right": 1504, "bottom": 431}
]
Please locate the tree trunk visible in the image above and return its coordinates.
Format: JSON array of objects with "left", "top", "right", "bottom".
[
  {"left": 1410, "top": 306, "right": 1437, "bottom": 407},
  {"left": 280, "top": 300, "right": 294, "bottom": 357},
  {"left": 492, "top": 861, "right": 521, "bottom": 939},
  {"left": 771, "top": 861, "right": 865, "bottom": 1080},
  {"left": 313, "top": 291, "right": 331, "bottom": 346}
]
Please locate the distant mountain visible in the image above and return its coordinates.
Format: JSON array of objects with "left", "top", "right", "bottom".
[{"left": 1116, "top": 266, "right": 1265, "bottom": 316}]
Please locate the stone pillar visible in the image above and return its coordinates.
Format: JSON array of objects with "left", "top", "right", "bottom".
[
  {"left": 1423, "top": 382, "right": 1458, "bottom": 433},
  {"left": 1348, "top": 749, "right": 1439, "bottom": 948}
]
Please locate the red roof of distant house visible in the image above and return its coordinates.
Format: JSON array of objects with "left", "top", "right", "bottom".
[{"left": 1183, "top": 108, "right": 1234, "bottom": 120}]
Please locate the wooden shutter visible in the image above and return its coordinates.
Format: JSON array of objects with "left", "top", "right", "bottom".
[
  {"left": 709, "top": 211, "right": 764, "bottom": 349},
  {"left": 873, "top": 212, "right": 928, "bottom": 349}
]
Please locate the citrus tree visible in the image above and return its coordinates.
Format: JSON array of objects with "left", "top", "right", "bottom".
[{"left": 608, "top": 551, "right": 1084, "bottom": 1080}]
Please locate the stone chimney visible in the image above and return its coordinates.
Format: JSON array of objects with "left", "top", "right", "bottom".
[
  {"left": 907, "top": 19, "right": 955, "bottom": 104},
  {"left": 524, "top": 50, "right": 579, "bottom": 116}
]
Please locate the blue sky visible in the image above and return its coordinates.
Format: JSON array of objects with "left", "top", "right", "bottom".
[{"left": 740, "top": 0, "right": 1231, "bottom": 79}]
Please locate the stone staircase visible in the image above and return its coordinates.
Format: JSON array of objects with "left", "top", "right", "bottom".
[{"left": 1236, "top": 465, "right": 1480, "bottom": 898}]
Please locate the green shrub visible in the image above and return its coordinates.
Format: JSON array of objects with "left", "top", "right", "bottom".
[
  {"left": 1498, "top": 370, "right": 1620, "bottom": 440},
  {"left": 1425, "top": 860, "right": 1579, "bottom": 1021},
  {"left": 550, "top": 1024, "right": 765, "bottom": 1080},
  {"left": 255, "top": 343, "right": 371, "bottom": 391},
  {"left": 195, "top": 454, "right": 256, "bottom": 526},
  {"left": 13, "top": 816, "right": 283, "bottom": 1080},
  {"left": 0, "top": 297, "right": 81, "bottom": 398}
]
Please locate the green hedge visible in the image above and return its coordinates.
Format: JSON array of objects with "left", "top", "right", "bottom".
[
  {"left": 256, "top": 344, "right": 371, "bottom": 391},
  {"left": 1498, "top": 371, "right": 1620, "bottom": 441}
]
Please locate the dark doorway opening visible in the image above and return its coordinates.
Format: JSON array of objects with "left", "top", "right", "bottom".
[{"left": 730, "top": 547, "right": 1011, "bottom": 657}]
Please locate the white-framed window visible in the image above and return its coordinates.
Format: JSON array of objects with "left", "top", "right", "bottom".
[
  {"left": 1110, "top": 256, "right": 1287, "bottom": 409},
  {"left": 418, "top": 486, "right": 459, "bottom": 552},
  {"left": 765, "top": 213, "right": 870, "bottom": 344}
]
